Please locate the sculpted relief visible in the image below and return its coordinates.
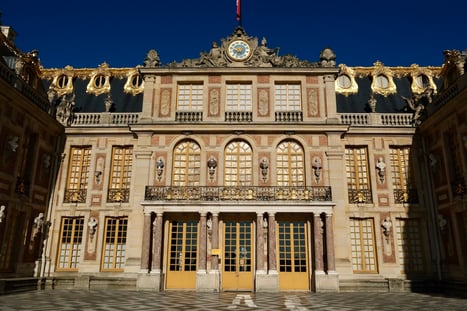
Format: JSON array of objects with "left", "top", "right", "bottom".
[{"left": 144, "top": 27, "right": 333, "bottom": 69}]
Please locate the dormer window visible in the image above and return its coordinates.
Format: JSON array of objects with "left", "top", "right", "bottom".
[
  {"left": 57, "top": 74, "right": 69, "bottom": 89},
  {"left": 93, "top": 74, "right": 106, "bottom": 89},
  {"left": 337, "top": 74, "right": 352, "bottom": 89},
  {"left": 130, "top": 74, "right": 142, "bottom": 88},
  {"left": 375, "top": 75, "right": 389, "bottom": 89},
  {"left": 123, "top": 71, "right": 144, "bottom": 95},
  {"left": 86, "top": 69, "right": 111, "bottom": 96},
  {"left": 415, "top": 74, "right": 430, "bottom": 89}
]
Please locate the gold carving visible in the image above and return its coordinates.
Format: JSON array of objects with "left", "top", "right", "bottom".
[
  {"left": 409, "top": 64, "right": 437, "bottom": 95},
  {"left": 49, "top": 65, "right": 74, "bottom": 97},
  {"left": 123, "top": 70, "right": 144, "bottom": 95},
  {"left": 335, "top": 64, "right": 358, "bottom": 96},
  {"left": 370, "top": 61, "right": 397, "bottom": 97},
  {"left": 86, "top": 62, "right": 111, "bottom": 96}
]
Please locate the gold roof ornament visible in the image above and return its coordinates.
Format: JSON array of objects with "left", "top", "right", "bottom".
[
  {"left": 123, "top": 69, "right": 144, "bottom": 95},
  {"left": 370, "top": 61, "right": 397, "bottom": 97},
  {"left": 409, "top": 64, "right": 437, "bottom": 95},
  {"left": 335, "top": 64, "right": 358, "bottom": 96},
  {"left": 49, "top": 65, "right": 75, "bottom": 97},
  {"left": 86, "top": 62, "right": 111, "bottom": 96}
]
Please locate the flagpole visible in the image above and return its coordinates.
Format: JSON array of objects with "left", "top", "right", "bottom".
[{"left": 236, "top": 0, "right": 242, "bottom": 26}]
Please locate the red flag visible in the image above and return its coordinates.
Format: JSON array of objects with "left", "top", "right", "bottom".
[{"left": 236, "top": 0, "right": 241, "bottom": 22}]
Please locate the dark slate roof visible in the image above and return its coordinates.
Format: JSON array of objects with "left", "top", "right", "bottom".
[{"left": 337, "top": 75, "right": 443, "bottom": 113}]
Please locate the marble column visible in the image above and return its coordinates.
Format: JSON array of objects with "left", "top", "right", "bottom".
[
  {"left": 198, "top": 212, "right": 207, "bottom": 272},
  {"left": 314, "top": 213, "right": 324, "bottom": 273},
  {"left": 325, "top": 213, "right": 336, "bottom": 272},
  {"left": 140, "top": 211, "right": 152, "bottom": 272},
  {"left": 256, "top": 212, "right": 265, "bottom": 272},
  {"left": 151, "top": 212, "right": 163, "bottom": 273},
  {"left": 268, "top": 213, "right": 277, "bottom": 272},
  {"left": 211, "top": 213, "right": 219, "bottom": 270}
]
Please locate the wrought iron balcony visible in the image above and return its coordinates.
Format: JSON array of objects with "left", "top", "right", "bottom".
[
  {"left": 393, "top": 188, "right": 419, "bottom": 204},
  {"left": 64, "top": 189, "right": 87, "bottom": 203},
  {"left": 107, "top": 188, "right": 130, "bottom": 203},
  {"left": 145, "top": 186, "right": 332, "bottom": 202},
  {"left": 347, "top": 189, "right": 373, "bottom": 204}
]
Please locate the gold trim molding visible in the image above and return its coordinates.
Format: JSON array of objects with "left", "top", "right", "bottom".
[{"left": 335, "top": 64, "right": 358, "bottom": 96}]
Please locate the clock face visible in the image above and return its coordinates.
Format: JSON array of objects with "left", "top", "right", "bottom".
[{"left": 228, "top": 40, "right": 251, "bottom": 61}]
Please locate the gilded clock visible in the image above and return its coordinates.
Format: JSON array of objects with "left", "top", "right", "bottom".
[{"left": 227, "top": 40, "right": 251, "bottom": 61}]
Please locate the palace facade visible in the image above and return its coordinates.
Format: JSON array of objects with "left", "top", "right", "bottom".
[{"left": 1, "top": 24, "right": 466, "bottom": 293}]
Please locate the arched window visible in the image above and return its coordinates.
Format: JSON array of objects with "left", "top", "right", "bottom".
[
  {"left": 224, "top": 140, "right": 252, "bottom": 186},
  {"left": 172, "top": 140, "right": 201, "bottom": 186},
  {"left": 276, "top": 140, "right": 305, "bottom": 186}
]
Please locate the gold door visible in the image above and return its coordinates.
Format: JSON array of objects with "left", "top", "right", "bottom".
[
  {"left": 278, "top": 219, "right": 310, "bottom": 290},
  {"left": 165, "top": 219, "right": 198, "bottom": 289},
  {"left": 222, "top": 219, "right": 254, "bottom": 291}
]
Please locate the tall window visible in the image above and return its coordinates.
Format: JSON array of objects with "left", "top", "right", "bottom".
[
  {"left": 396, "top": 218, "right": 425, "bottom": 273},
  {"left": 108, "top": 146, "right": 133, "bottom": 203},
  {"left": 56, "top": 217, "right": 84, "bottom": 270},
  {"left": 177, "top": 83, "right": 203, "bottom": 111},
  {"left": 345, "top": 147, "right": 372, "bottom": 203},
  {"left": 226, "top": 83, "right": 252, "bottom": 111},
  {"left": 274, "top": 83, "right": 301, "bottom": 111},
  {"left": 224, "top": 140, "right": 252, "bottom": 186},
  {"left": 101, "top": 217, "right": 128, "bottom": 271},
  {"left": 64, "top": 146, "right": 91, "bottom": 203},
  {"left": 172, "top": 140, "right": 201, "bottom": 186},
  {"left": 276, "top": 140, "right": 305, "bottom": 186},
  {"left": 349, "top": 218, "right": 378, "bottom": 273},
  {"left": 390, "top": 146, "right": 415, "bottom": 203}
]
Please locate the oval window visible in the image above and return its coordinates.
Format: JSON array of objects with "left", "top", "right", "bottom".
[{"left": 337, "top": 74, "right": 351, "bottom": 89}]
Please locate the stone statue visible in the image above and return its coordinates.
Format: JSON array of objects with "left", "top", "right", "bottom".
[
  {"left": 402, "top": 88, "right": 433, "bottom": 126},
  {"left": 376, "top": 157, "right": 386, "bottom": 184},
  {"left": 56, "top": 93, "right": 75, "bottom": 126},
  {"left": 0, "top": 205, "right": 5, "bottom": 223},
  {"left": 88, "top": 217, "right": 98, "bottom": 236},
  {"left": 144, "top": 49, "right": 161, "bottom": 68},
  {"left": 320, "top": 48, "right": 336, "bottom": 67},
  {"left": 198, "top": 41, "right": 226, "bottom": 67}
]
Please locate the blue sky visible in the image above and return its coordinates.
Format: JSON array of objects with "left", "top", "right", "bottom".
[{"left": 1, "top": 0, "right": 465, "bottom": 69}]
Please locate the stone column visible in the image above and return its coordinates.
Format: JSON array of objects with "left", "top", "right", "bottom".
[
  {"left": 211, "top": 213, "right": 219, "bottom": 270},
  {"left": 324, "top": 74, "right": 339, "bottom": 123},
  {"left": 325, "top": 213, "right": 336, "bottom": 272},
  {"left": 198, "top": 212, "right": 207, "bottom": 273},
  {"left": 140, "top": 211, "right": 152, "bottom": 272},
  {"left": 268, "top": 213, "right": 277, "bottom": 272},
  {"left": 314, "top": 213, "right": 324, "bottom": 273},
  {"left": 256, "top": 212, "right": 265, "bottom": 272},
  {"left": 151, "top": 212, "right": 163, "bottom": 273}
]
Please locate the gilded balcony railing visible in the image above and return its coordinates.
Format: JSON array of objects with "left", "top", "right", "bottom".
[
  {"left": 107, "top": 188, "right": 130, "bottom": 203},
  {"left": 347, "top": 189, "right": 373, "bottom": 204},
  {"left": 145, "top": 186, "right": 332, "bottom": 202},
  {"left": 63, "top": 188, "right": 87, "bottom": 203},
  {"left": 393, "top": 188, "right": 419, "bottom": 204}
]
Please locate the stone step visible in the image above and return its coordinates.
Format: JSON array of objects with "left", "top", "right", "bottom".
[
  {"left": 339, "top": 279, "right": 389, "bottom": 292},
  {"left": 0, "top": 278, "right": 38, "bottom": 295}
]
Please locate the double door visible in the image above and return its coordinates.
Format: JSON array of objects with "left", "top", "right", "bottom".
[{"left": 222, "top": 216, "right": 254, "bottom": 291}]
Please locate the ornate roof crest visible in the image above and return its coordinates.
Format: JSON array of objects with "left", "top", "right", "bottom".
[{"left": 145, "top": 27, "right": 330, "bottom": 69}]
